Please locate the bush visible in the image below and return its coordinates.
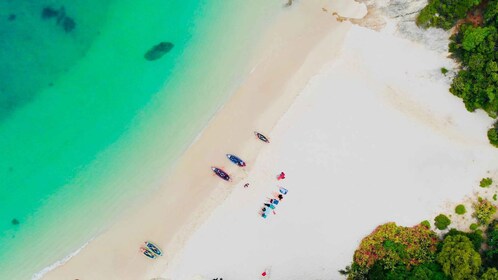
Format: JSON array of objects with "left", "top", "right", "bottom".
[
  {"left": 441, "top": 67, "right": 449, "bottom": 75},
  {"left": 488, "top": 127, "right": 498, "bottom": 148},
  {"left": 470, "top": 223, "right": 479, "bottom": 231},
  {"left": 455, "top": 204, "right": 467, "bottom": 215},
  {"left": 494, "top": 194, "right": 497, "bottom": 201},
  {"left": 480, "top": 177, "right": 493, "bottom": 188},
  {"left": 435, "top": 214, "right": 452, "bottom": 230},
  {"left": 421, "top": 220, "right": 431, "bottom": 229},
  {"left": 473, "top": 197, "right": 497, "bottom": 225}
]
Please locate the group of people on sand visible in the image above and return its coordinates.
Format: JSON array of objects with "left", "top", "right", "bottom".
[{"left": 260, "top": 177, "right": 288, "bottom": 219}]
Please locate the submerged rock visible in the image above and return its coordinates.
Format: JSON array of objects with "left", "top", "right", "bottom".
[
  {"left": 11, "top": 219, "right": 19, "bottom": 225},
  {"left": 42, "top": 7, "right": 60, "bottom": 19},
  {"left": 8, "top": 14, "right": 16, "bottom": 21},
  {"left": 41, "top": 6, "right": 76, "bottom": 33},
  {"left": 144, "top": 42, "right": 174, "bottom": 61},
  {"left": 62, "top": 17, "right": 76, "bottom": 33}
]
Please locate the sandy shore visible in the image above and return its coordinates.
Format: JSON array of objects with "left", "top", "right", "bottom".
[
  {"left": 159, "top": 7, "right": 498, "bottom": 280},
  {"left": 43, "top": 0, "right": 498, "bottom": 279},
  {"left": 42, "top": 1, "right": 366, "bottom": 279}
]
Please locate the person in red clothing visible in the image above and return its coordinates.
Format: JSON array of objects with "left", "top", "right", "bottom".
[{"left": 277, "top": 171, "right": 286, "bottom": 180}]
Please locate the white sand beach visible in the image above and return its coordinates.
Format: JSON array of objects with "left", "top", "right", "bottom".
[{"left": 44, "top": 1, "right": 498, "bottom": 280}]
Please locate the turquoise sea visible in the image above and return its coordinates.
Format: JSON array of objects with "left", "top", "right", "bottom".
[{"left": 0, "top": 0, "right": 280, "bottom": 278}]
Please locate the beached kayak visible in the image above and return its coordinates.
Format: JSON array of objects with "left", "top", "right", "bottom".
[
  {"left": 140, "top": 247, "right": 156, "bottom": 259},
  {"left": 212, "top": 167, "right": 231, "bottom": 181},
  {"left": 226, "top": 154, "right": 246, "bottom": 167},
  {"left": 145, "top": 241, "right": 162, "bottom": 256},
  {"left": 254, "top": 131, "right": 270, "bottom": 143}
]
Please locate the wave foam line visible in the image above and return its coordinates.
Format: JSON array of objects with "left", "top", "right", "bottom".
[{"left": 31, "top": 238, "right": 94, "bottom": 280}]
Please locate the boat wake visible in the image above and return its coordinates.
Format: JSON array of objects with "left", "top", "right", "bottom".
[{"left": 31, "top": 238, "right": 94, "bottom": 280}]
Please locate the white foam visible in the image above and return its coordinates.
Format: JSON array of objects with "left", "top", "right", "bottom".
[{"left": 31, "top": 238, "right": 94, "bottom": 280}]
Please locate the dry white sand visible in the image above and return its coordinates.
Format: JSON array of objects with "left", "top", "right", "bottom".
[{"left": 161, "top": 14, "right": 498, "bottom": 280}]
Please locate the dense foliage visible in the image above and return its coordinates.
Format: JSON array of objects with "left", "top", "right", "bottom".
[
  {"left": 435, "top": 214, "right": 452, "bottom": 230},
  {"left": 418, "top": 0, "right": 498, "bottom": 145},
  {"left": 437, "top": 235, "right": 482, "bottom": 279},
  {"left": 484, "top": 220, "right": 498, "bottom": 267},
  {"left": 344, "top": 218, "right": 498, "bottom": 279},
  {"left": 482, "top": 267, "right": 498, "bottom": 279},
  {"left": 353, "top": 223, "right": 438, "bottom": 270},
  {"left": 488, "top": 123, "right": 498, "bottom": 147},
  {"left": 417, "top": 0, "right": 481, "bottom": 29},
  {"left": 345, "top": 223, "right": 440, "bottom": 279}
]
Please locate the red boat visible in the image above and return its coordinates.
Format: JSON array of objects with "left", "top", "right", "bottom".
[{"left": 211, "top": 167, "right": 231, "bottom": 181}]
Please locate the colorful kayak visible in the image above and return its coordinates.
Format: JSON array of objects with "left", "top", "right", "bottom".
[
  {"left": 254, "top": 131, "right": 270, "bottom": 143},
  {"left": 145, "top": 241, "right": 162, "bottom": 256},
  {"left": 226, "top": 154, "right": 246, "bottom": 167},
  {"left": 140, "top": 247, "right": 156, "bottom": 259},
  {"left": 211, "top": 167, "right": 231, "bottom": 181}
]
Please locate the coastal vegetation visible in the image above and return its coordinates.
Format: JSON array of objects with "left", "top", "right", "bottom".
[
  {"left": 417, "top": 0, "right": 498, "bottom": 146},
  {"left": 455, "top": 204, "right": 467, "bottom": 215},
  {"left": 473, "top": 197, "right": 497, "bottom": 225},
  {"left": 481, "top": 177, "right": 494, "bottom": 188},
  {"left": 342, "top": 195, "right": 498, "bottom": 279},
  {"left": 435, "top": 214, "right": 452, "bottom": 230}
]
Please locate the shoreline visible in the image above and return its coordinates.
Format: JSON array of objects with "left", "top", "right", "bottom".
[
  {"left": 160, "top": 5, "right": 498, "bottom": 280},
  {"left": 42, "top": 2, "right": 367, "bottom": 279}
]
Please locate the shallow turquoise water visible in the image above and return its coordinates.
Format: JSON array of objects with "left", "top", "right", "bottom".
[{"left": 0, "top": 0, "right": 278, "bottom": 278}]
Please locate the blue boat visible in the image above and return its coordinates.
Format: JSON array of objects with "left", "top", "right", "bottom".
[
  {"left": 145, "top": 242, "right": 163, "bottom": 256},
  {"left": 226, "top": 154, "right": 246, "bottom": 167}
]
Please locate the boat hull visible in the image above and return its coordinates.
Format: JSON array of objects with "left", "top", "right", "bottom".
[
  {"left": 212, "top": 167, "right": 230, "bottom": 181},
  {"left": 226, "top": 154, "right": 246, "bottom": 167},
  {"left": 254, "top": 131, "right": 270, "bottom": 143}
]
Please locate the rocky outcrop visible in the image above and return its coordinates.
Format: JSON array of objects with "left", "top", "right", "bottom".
[
  {"left": 144, "top": 42, "right": 174, "bottom": 61},
  {"left": 345, "top": 0, "right": 451, "bottom": 53}
]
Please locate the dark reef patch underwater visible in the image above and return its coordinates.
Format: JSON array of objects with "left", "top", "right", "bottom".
[
  {"left": 144, "top": 42, "right": 175, "bottom": 61},
  {"left": 0, "top": 0, "right": 112, "bottom": 121}
]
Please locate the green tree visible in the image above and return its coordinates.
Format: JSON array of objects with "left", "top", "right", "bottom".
[
  {"left": 462, "top": 27, "right": 491, "bottom": 51},
  {"left": 445, "top": 228, "right": 483, "bottom": 251},
  {"left": 408, "top": 262, "right": 449, "bottom": 280},
  {"left": 482, "top": 267, "right": 498, "bottom": 280},
  {"left": 484, "top": 221, "right": 498, "bottom": 268},
  {"left": 437, "top": 235, "right": 481, "bottom": 280}
]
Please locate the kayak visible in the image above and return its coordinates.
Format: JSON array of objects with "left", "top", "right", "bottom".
[
  {"left": 254, "top": 131, "right": 270, "bottom": 143},
  {"left": 212, "top": 167, "right": 231, "bottom": 181},
  {"left": 145, "top": 241, "right": 162, "bottom": 256},
  {"left": 226, "top": 154, "right": 246, "bottom": 167},
  {"left": 140, "top": 247, "right": 156, "bottom": 259}
]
